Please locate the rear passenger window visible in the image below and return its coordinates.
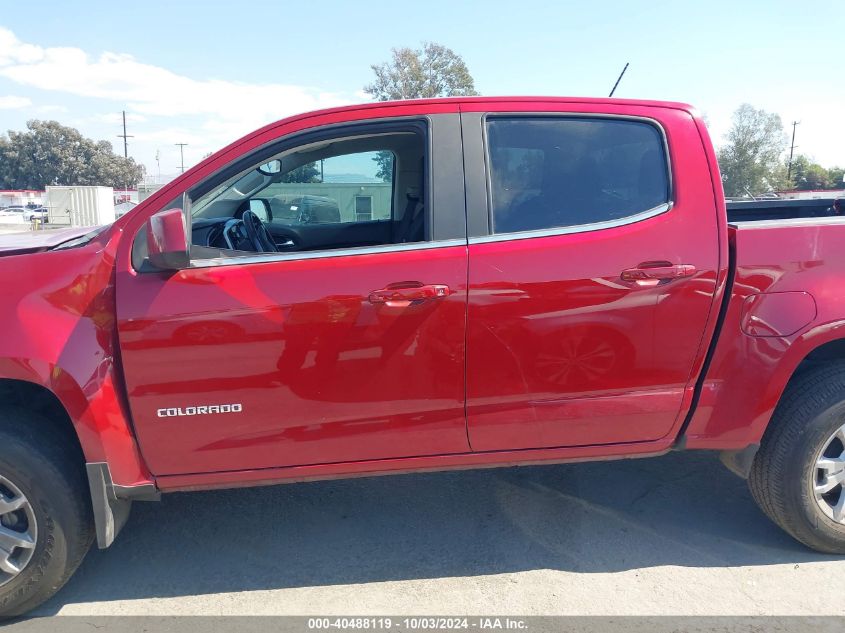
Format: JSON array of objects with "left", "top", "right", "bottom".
[{"left": 486, "top": 117, "right": 670, "bottom": 234}]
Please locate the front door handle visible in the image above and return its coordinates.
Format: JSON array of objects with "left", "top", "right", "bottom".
[
  {"left": 621, "top": 262, "right": 696, "bottom": 287},
  {"left": 368, "top": 283, "right": 452, "bottom": 307}
]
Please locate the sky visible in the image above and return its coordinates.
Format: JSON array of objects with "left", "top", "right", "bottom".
[{"left": 0, "top": 0, "right": 842, "bottom": 184}]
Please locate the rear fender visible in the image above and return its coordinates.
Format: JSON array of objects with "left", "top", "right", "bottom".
[{"left": 684, "top": 319, "right": 845, "bottom": 449}]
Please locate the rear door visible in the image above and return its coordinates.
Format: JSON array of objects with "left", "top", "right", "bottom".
[{"left": 461, "top": 102, "right": 721, "bottom": 451}]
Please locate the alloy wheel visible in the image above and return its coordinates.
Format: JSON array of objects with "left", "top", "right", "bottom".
[
  {"left": 813, "top": 423, "right": 845, "bottom": 524},
  {"left": 0, "top": 475, "right": 37, "bottom": 587}
]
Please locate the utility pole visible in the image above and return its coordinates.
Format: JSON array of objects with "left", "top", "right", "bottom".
[
  {"left": 608, "top": 62, "right": 630, "bottom": 98},
  {"left": 175, "top": 143, "right": 188, "bottom": 173},
  {"left": 787, "top": 120, "right": 800, "bottom": 184},
  {"left": 155, "top": 150, "right": 161, "bottom": 183},
  {"left": 117, "top": 110, "right": 133, "bottom": 158}
]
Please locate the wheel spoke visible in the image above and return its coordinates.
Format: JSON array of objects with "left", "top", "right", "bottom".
[
  {"left": 835, "top": 424, "right": 845, "bottom": 447},
  {"left": 817, "top": 456, "right": 845, "bottom": 473},
  {"left": 815, "top": 469, "right": 845, "bottom": 495},
  {"left": 0, "top": 549, "right": 22, "bottom": 575},
  {"left": 0, "top": 525, "right": 35, "bottom": 551},
  {"left": 833, "top": 491, "right": 845, "bottom": 523},
  {"left": 0, "top": 494, "right": 26, "bottom": 515}
]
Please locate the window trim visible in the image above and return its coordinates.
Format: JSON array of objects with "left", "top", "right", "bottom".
[
  {"left": 479, "top": 112, "right": 674, "bottom": 241},
  {"left": 468, "top": 202, "right": 671, "bottom": 245},
  {"left": 190, "top": 119, "right": 427, "bottom": 201},
  {"left": 185, "top": 238, "right": 467, "bottom": 269}
]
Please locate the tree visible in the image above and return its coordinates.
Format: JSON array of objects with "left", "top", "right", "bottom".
[
  {"left": 281, "top": 162, "right": 320, "bottom": 184},
  {"left": 828, "top": 167, "right": 845, "bottom": 189},
  {"left": 364, "top": 42, "right": 478, "bottom": 101},
  {"left": 364, "top": 42, "right": 478, "bottom": 185},
  {"left": 0, "top": 120, "right": 145, "bottom": 189},
  {"left": 786, "top": 155, "right": 845, "bottom": 191},
  {"left": 802, "top": 164, "right": 831, "bottom": 190},
  {"left": 373, "top": 151, "right": 394, "bottom": 182},
  {"left": 717, "top": 104, "right": 787, "bottom": 197}
]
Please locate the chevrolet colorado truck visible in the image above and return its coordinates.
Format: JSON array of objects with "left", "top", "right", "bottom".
[{"left": 2, "top": 97, "right": 845, "bottom": 615}]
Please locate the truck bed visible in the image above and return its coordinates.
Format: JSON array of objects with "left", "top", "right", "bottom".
[{"left": 726, "top": 197, "right": 841, "bottom": 223}]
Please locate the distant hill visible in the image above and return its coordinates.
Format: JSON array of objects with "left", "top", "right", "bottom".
[{"left": 323, "top": 173, "right": 384, "bottom": 184}]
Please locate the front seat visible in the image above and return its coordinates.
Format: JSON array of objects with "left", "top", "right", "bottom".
[{"left": 397, "top": 185, "right": 425, "bottom": 243}]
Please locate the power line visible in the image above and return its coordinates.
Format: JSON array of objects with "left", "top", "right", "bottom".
[
  {"left": 787, "top": 120, "right": 800, "bottom": 183},
  {"left": 117, "top": 110, "right": 134, "bottom": 158},
  {"left": 175, "top": 143, "right": 188, "bottom": 173}
]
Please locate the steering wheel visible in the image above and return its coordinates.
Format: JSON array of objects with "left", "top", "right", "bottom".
[{"left": 241, "top": 210, "right": 278, "bottom": 253}]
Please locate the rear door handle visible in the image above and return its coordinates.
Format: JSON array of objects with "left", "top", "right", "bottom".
[
  {"left": 621, "top": 262, "right": 696, "bottom": 287},
  {"left": 368, "top": 283, "right": 452, "bottom": 307}
]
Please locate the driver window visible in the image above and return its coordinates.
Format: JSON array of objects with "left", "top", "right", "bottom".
[{"left": 189, "top": 128, "right": 428, "bottom": 258}]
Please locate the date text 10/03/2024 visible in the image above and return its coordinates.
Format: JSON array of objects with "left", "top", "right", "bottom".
[{"left": 306, "top": 617, "right": 529, "bottom": 630}]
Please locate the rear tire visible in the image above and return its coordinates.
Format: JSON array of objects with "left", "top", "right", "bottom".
[
  {"left": 0, "top": 408, "right": 94, "bottom": 618},
  {"left": 749, "top": 362, "right": 845, "bottom": 553}
]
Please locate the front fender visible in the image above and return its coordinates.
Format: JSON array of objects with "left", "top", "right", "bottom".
[
  {"left": 0, "top": 228, "right": 152, "bottom": 487},
  {"left": 0, "top": 356, "right": 151, "bottom": 487}
]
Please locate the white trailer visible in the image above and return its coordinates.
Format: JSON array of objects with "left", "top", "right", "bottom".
[{"left": 45, "top": 186, "right": 115, "bottom": 227}]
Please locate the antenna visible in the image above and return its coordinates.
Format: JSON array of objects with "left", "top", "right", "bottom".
[
  {"left": 117, "top": 110, "right": 134, "bottom": 158},
  {"left": 608, "top": 63, "right": 630, "bottom": 98}
]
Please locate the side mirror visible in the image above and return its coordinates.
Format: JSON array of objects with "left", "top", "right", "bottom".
[{"left": 146, "top": 208, "right": 189, "bottom": 271}]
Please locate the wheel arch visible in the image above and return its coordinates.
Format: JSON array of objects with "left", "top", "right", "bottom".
[
  {"left": 0, "top": 357, "right": 153, "bottom": 488},
  {"left": 0, "top": 378, "right": 85, "bottom": 465},
  {"left": 750, "top": 324, "right": 845, "bottom": 445},
  {"left": 685, "top": 319, "right": 845, "bottom": 452}
]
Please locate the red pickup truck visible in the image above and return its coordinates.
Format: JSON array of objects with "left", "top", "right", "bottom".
[{"left": 2, "top": 96, "right": 845, "bottom": 615}]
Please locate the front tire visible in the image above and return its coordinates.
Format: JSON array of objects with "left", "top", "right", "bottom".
[
  {"left": 749, "top": 362, "right": 845, "bottom": 553},
  {"left": 0, "top": 409, "right": 94, "bottom": 617}
]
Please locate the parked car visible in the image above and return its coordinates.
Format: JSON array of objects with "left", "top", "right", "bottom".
[
  {"left": 269, "top": 194, "right": 341, "bottom": 224},
  {"left": 23, "top": 207, "right": 48, "bottom": 223},
  {"left": 0, "top": 207, "right": 47, "bottom": 223},
  {"left": 0, "top": 206, "right": 26, "bottom": 220},
  {"left": 115, "top": 201, "right": 138, "bottom": 218},
  {"left": 3, "top": 96, "right": 845, "bottom": 615}
]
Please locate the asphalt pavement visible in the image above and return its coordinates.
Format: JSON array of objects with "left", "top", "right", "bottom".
[{"left": 33, "top": 451, "right": 845, "bottom": 616}]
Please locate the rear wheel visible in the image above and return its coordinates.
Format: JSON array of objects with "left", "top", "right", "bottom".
[
  {"left": 749, "top": 362, "right": 845, "bottom": 553},
  {"left": 0, "top": 409, "right": 94, "bottom": 617}
]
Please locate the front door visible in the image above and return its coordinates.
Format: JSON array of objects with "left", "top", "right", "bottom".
[
  {"left": 462, "top": 107, "right": 722, "bottom": 451},
  {"left": 116, "top": 115, "right": 470, "bottom": 475}
]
